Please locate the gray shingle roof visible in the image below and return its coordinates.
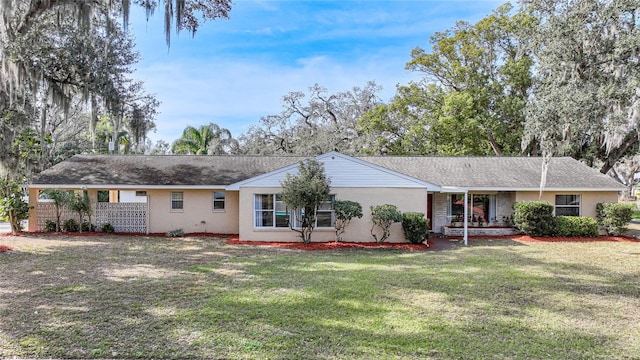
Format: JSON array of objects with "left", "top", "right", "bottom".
[
  {"left": 31, "top": 153, "right": 625, "bottom": 190},
  {"left": 359, "top": 156, "right": 625, "bottom": 190},
  {"left": 31, "top": 154, "right": 307, "bottom": 186}
]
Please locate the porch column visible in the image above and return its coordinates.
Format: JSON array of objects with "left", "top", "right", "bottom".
[{"left": 463, "top": 190, "right": 468, "bottom": 246}]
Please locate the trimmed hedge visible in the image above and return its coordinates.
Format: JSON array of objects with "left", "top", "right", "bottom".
[
  {"left": 555, "top": 216, "right": 598, "bottom": 237},
  {"left": 62, "top": 218, "right": 79, "bottom": 232},
  {"left": 596, "top": 203, "right": 633, "bottom": 236},
  {"left": 81, "top": 221, "right": 96, "bottom": 232},
  {"left": 512, "top": 201, "right": 556, "bottom": 236},
  {"left": 44, "top": 219, "right": 57, "bottom": 232},
  {"left": 401, "top": 212, "right": 429, "bottom": 244},
  {"left": 101, "top": 223, "right": 115, "bottom": 233}
]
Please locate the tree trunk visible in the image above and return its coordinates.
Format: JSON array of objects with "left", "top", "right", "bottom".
[
  {"left": 486, "top": 130, "right": 502, "bottom": 156},
  {"left": 599, "top": 132, "right": 639, "bottom": 174}
]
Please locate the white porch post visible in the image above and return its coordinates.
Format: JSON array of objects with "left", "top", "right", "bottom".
[{"left": 463, "top": 190, "right": 469, "bottom": 246}]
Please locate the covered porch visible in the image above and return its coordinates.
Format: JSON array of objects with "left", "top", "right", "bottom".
[{"left": 433, "top": 188, "right": 517, "bottom": 244}]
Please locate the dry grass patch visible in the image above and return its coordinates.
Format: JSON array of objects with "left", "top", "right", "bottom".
[{"left": 0, "top": 234, "right": 639, "bottom": 359}]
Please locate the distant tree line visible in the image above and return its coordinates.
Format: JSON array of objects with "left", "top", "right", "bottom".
[
  {"left": 185, "top": 0, "right": 639, "bottom": 195},
  {"left": 3, "top": 0, "right": 639, "bottom": 196}
]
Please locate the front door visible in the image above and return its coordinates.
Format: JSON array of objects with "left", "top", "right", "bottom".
[{"left": 427, "top": 193, "right": 433, "bottom": 230}]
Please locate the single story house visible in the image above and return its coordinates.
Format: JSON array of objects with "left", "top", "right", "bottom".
[{"left": 28, "top": 151, "right": 625, "bottom": 243}]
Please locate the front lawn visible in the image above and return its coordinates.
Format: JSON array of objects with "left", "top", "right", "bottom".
[{"left": 1, "top": 235, "right": 639, "bottom": 359}]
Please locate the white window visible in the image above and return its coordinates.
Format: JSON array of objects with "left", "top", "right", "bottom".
[
  {"left": 555, "top": 195, "right": 580, "bottom": 216},
  {"left": 171, "top": 192, "right": 184, "bottom": 211},
  {"left": 254, "top": 194, "right": 288, "bottom": 228},
  {"left": 292, "top": 195, "right": 335, "bottom": 228},
  {"left": 255, "top": 194, "right": 335, "bottom": 229},
  {"left": 213, "top": 191, "right": 225, "bottom": 210}
]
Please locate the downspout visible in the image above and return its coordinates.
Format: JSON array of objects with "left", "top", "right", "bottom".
[{"left": 463, "top": 190, "right": 469, "bottom": 246}]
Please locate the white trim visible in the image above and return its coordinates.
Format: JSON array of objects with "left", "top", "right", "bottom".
[
  {"left": 30, "top": 183, "right": 624, "bottom": 192},
  {"left": 554, "top": 194, "right": 582, "bottom": 216},
  {"left": 170, "top": 191, "right": 184, "bottom": 211},
  {"left": 212, "top": 191, "right": 226, "bottom": 211},
  {"left": 439, "top": 186, "right": 623, "bottom": 192}
]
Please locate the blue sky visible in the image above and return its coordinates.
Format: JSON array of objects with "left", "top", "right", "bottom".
[{"left": 128, "top": 0, "right": 504, "bottom": 144}]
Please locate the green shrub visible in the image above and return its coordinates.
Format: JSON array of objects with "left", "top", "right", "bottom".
[
  {"left": 370, "top": 204, "right": 403, "bottom": 243},
  {"left": 596, "top": 203, "right": 633, "bottom": 236},
  {"left": 512, "top": 201, "right": 556, "bottom": 236},
  {"left": 44, "top": 219, "right": 57, "bottom": 232},
  {"left": 555, "top": 216, "right": 598, "bottom": 237},
  {"left": 101, "top": 223, "right": 115, "bottom": 233},
  {"left": 81, "top": 222, "right": 96, "bottom": 232},
  {"left": 334, "top": 200, "right": 363, "bottom": 241},
  {"left": 167, "top": 228, "right": 185, "bottom": 237},
  {"left": 62, "top": 218, "right": 80, "bottom": 232},
  {"left": 401, "top": 212, "right": 430, "bottom": 244}
]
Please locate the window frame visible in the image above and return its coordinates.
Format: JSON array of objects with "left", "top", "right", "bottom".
[
  {"left": 254, "top": 194, "right": 289, "bottom": 228},
  {"left": 170, "top": 191, "right": 184, "bottom": 211},
  {"left": 254, "top": 194, "right": 335, "bottom": 229},
  {"left": 555, "top": 194, "right": 581, "bottom": 216},
  {"left": 212, "top": 191, "right": 226, "bottom": 211},
  {"left": 447, "top": 193, "right": 496, "bottom": 223},
  {"left": 291, "top": 195, "right": 335, "bottom": 229}
]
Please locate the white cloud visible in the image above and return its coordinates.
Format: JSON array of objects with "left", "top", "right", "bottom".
[
  {"left": 139, "top": 51, "right": 419, "bottom": 142},
  {"left": 130, "top": 0, "right": 504, "bottom": 144}
]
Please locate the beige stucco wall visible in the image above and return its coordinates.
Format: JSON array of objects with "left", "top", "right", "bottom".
[
  {"left": 238, "top": 187, "right": 429, "bottom": 242},
  {"left": 515, "top": 191, "right": 619, "bottom": 218},
  {"left": 146, "top": 189, "right": 239, "bottom": 234},
  {"left": 28, "top": 187, "right": 239, "bottom": 234}
]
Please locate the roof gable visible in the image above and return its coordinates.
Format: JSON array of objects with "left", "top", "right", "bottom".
[{"left": 228, "top": 152, "right": 440, "bottom": 190}]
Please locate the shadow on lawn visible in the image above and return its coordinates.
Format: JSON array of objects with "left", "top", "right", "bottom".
[{"left": 0, "top": 234, "right": 638, "bottom": 358}]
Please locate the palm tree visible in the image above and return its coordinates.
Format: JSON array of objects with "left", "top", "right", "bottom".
[{"left": 171, "top": 123, "right": 237, "bottom": 155}]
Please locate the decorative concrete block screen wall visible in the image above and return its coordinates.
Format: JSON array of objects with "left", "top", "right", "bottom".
[
  {"left": 95, "top": 203, "right": 147, "bottom": 233},
  {"left": 35, "top": 203, "right": 75, "bottom": 230},
  {"left": 36, "top": 202, "right": 147, "bottom": 233}
]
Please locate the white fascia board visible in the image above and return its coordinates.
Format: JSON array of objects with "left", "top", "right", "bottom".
[
  {"left": 440, "top": 186, "right": 469, "bottom": 193},
  {"left": 29, "top": 184, "right": 230, "bottom": 190},
  {"left": 441, "top": 186, "right": 624, "bottom": 192}
]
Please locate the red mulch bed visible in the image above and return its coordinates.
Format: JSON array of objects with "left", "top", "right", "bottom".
[
  {"left": 448, "top": 234, "right": 639, "bottom": 243},
  {"left": 0, "top": 245, "right": 12, "bottom": 252},
  {"left": 2, "top": 231, "right": 231, "bottom": 238},
  {"left": 226, "top": 238, "right": 434, "bottom": 251}
]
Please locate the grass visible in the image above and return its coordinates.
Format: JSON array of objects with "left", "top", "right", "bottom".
[
  {"left": 0, "top": 234, "right": 639, "bottom": 359},
  {"left": 632, "top": 208, "right": 640, "bottom": 220}
]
